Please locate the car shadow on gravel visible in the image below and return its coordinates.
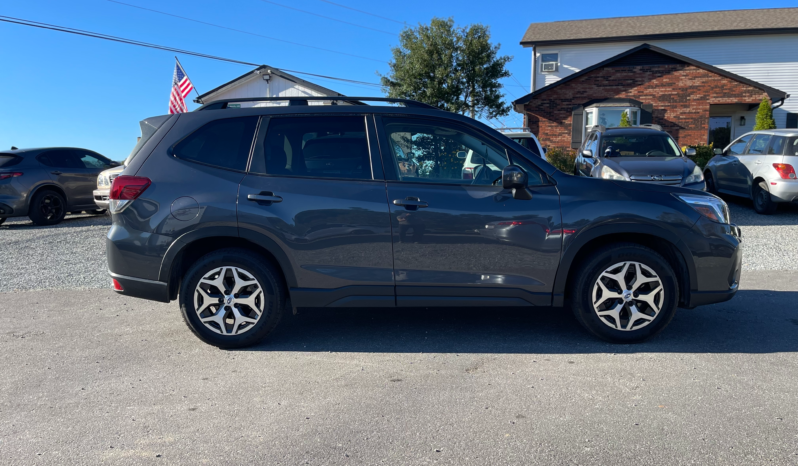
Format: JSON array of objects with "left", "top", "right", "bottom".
[
  {"left": 0, "top": 214, "right": 110, "bottom": 230},
  {"left": 251, "top": 289, "right": 798, "bottom": 354}
]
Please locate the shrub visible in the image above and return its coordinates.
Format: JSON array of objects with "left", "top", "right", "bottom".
[
  {"left": 753, "top": 97, "right": 776, "bottom": 131},
  {"left": 546, "top": 147, "right": 576, "bottom": 173}
]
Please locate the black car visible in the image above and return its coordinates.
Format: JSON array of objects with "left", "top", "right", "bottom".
[
  {"left": 574, "top": 125, "right": 706, "bottom": 190},
  {"left": 0, "top": 147, "right": 119, "bottom": 226},
  {"left": 106, "top": 97, "right": 741, "bottom": 348}
]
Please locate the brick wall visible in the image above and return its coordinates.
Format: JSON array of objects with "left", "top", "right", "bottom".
[{"left": 522, "top": 63, "right": 769, "bottom": 149}]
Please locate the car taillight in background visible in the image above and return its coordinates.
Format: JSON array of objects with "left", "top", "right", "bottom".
[
  {"left": 109, "top": 175, "right": 151, "bottom": 213},
  {"left": 773, "top": 163, "right": 797, "bottom": 180},
  {"left": 0, "top": 172, "right": 23, "bottom": 180}
]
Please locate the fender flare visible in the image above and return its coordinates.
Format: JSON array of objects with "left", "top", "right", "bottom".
[{"left": 551, "top": 222, "right": 696, "bottom": 307}]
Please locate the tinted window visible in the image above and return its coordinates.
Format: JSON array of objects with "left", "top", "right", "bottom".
[
  {"left": 251, "top": 116, "right": 371, "bottom": 180},
  {"left": 767, "top": 136, "right": 787, "bottom": 155},
  {"left": 382, "top": 117, "right": 545, "bottom": 186},
  {"left": 73, "top": 150, "right": 112, "bottom": 169},
  {"left": 747, "top": 134, "right": 771, "bottom": 155},
  {"left": 0, "top": 154, "right": 22, "bottom": 168},
  {"left": 511, "top": 137, "right": 540, "bottom": 156},
  {"left": 727, "top": 135, "right": 752, "bottom": 155},
  {"left": 38, "top": 150, "right": 84, "bottom": 168},
  {"left": 787, "top": 137, "right": 798, "bottom": 156},
  {"left": 599, "top": 134, "right": 680, "bottom": 157},
  {"left": 173, "top": 117, "right": 258, "bottom": 171}
]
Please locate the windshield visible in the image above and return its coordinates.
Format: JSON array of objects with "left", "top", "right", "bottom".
[
  {"left": 124, "top": 115, "right": 172, "bottom": 166},
  {"left": 600, "top": 134, "right": 681, "bottom": 157}
]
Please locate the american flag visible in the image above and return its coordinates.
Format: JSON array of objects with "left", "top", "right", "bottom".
[{"left": 169, "top": 59, "right": 194, "bottom": 114}]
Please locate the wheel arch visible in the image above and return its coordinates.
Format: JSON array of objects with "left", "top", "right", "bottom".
[
  {"left": 552, "top": 224, "right": 695, "bottom": 308},
  {"left": 27, "top": 183, "right": 68, "bottom": 215}
]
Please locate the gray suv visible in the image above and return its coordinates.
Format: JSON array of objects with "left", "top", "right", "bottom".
[
  {"left": 106, "top": 97, "right": 742, "bottom": 348},
  {"left": 704, "top": 129, "right": 798, "bottom": 214}
]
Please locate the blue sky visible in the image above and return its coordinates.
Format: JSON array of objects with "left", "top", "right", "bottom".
[{"left": 1, "top": 0, "right": 794, "bottom": 160}]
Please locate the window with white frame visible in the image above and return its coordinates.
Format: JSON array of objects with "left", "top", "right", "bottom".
[
  {"left": 540, "top": 53, "right": 559, "bottom": 73},
  {"left": 584, "top": 107, "right": 640, "bottom": 139}
]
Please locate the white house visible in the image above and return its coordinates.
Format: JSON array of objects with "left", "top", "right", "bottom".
[{"left": 514, "top": 8, "right": 798, "bottom": 149}]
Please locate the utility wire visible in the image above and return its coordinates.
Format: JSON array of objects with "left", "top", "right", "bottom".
[
  {"left": 510, "top": 74, "right": 529, "bottom": 92},
  {"left": 257, "top": 0, "right": 397, "bottom": 36},
  {"left": 107, "top": 0, "right": 387, "bottom": 63},
  {"left": 0, "top": 15, "right": 382, "bottom": 87},
  {"left": 318, "top": 0, "right": 406, "bottom": 25}
]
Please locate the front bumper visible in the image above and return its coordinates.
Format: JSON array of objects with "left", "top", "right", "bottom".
[
  {"left": 683, "top": 220, "right": 742, "bottom": 308},
  {"left": 93, "top": 189, "right": 110, "bottom": 210},
  {"left": 768, "top": 180, "right": 798, "bottom": 203}
]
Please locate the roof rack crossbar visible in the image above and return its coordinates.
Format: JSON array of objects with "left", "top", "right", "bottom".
[{"left": 195, "top": 96, "right": 438, "bottom": 111}]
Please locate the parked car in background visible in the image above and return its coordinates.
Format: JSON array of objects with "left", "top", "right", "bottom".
[
  {"left": 0, "top": 147, "right": 119, "bottom": 226},
  {"left": 499, "top": 128, "right": 546, "bottom": 161},
  {"left": 94, "top": 165, "right": 125, "bottom": 210},
  {"left": 703, "top": 129, "right": 798, "bottom": 214},
  {"left": 574, "top": 125, "right": 705, "bottom": 191},
  {"left": 106, "top": 96, "right": 741, "bottom": 349}
]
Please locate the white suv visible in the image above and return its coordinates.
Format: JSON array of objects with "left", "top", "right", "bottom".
[{"left": 500, "top": 129, "right": 546, "bottom": 161}]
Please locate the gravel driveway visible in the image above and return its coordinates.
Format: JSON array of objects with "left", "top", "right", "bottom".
[{"left": 1, "top": 198, "right": 796, "bottom": 293}]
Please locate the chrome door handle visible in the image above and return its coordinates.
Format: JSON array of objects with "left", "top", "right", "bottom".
[
  {"left": 393, "top": 197, "right": 428, "bottom": 208},
  {"left": 248, "top": 192, "right": 283, "bottom": 205}
]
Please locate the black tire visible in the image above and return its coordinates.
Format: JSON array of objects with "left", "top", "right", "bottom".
[
  {"left": 179, "top": 248, "right": 285, "bottom": 349},
  {"left": 0, "top": 218, "right": 6, "bottom": 226},
  {"left": 752, "top": 180, "right": 777, "bottom": 215},
  {"left": 28, "top": 189, "right": 67, "bottom": 226},
  {"left": 570, "top": 243, "right": 679, "bottom": 343},
  {"left": 704, "top": 170, "right": 717, "bottom": 194}
]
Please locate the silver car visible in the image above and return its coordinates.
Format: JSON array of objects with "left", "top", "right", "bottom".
[
  {"left": 93, "top": 165, "right": 125, "bottom": 210},
  {"left": 704, "top": 129, "right": 798, "bottom": 214}
]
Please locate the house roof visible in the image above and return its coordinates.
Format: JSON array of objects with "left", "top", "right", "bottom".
[
  {"left": 196, "top": 65, "right": 345, "bottom": 103},
  {"left": 513, "top": 44, "right": 789, "bottom": 108},
  {"left": 521, "top": 8, "right": 798, "bottom": 46}
]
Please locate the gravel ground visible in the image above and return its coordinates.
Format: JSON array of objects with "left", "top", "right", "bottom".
[{"left": 1, "top": 198, "right": 796, "bottom": 293}]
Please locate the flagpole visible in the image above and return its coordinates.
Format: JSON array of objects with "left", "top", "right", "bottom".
[{"left": 174, "top": 56, "right": 202, "bottom": 102}]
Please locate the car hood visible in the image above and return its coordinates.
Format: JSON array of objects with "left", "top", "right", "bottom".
[
  {"left": 600, "top": 157, "right": 694, "bottom": 178},
  {"left": 100, "top": 165, "right": 126, "bottom": 176}
]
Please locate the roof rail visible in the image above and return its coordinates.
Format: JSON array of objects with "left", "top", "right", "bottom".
[
  {"left": 195, "top": 96, "right": 438, "bottom": 111},
  {"left": 497, "top": 127, "right": 531, "bottom": 132}
]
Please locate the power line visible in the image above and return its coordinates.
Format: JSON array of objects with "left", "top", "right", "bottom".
[
  {"left": 107, "top": 0, "right": 387, "bottom": 63},
  {"left": 0, "top": 15, "right": 382, "bottom": 87},
  {"left": 510, "top": 74, "right": 529, "bottom": 92},
  {"left": 257, "top": 0, "right": 397, "bottom": 36},
  {"left": 318, "top": 0, "right": 407, "bottom": 25}
]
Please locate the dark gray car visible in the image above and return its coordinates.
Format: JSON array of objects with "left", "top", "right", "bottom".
[
  {"left": 0, "top": 147, "right": 119, "bottom": 226},
  {"left": 106, "top": 97, "right": 741, "bottom": 348},
  {"left": 575, "top": 126, "right": 706, "bottom": 190}
]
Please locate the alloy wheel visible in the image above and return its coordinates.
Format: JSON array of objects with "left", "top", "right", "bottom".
[
  {"left": 39, "top": 194, "right": 64, "bottom": 220},
  {"left": 592, "top": 261, "right": 664, "bottom": 331},
  {"left": 193, "top": 266, "right": 265, "bottom": 335}
]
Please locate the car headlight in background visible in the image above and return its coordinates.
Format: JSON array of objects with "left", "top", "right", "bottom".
[
  {"left": 684, "top": 166, "right": 704, "bottom": 184},
  {"left": 673, "top": 193, "right": 730, "bottom": 224},
  {"left": 599, "top": 165, "right": 626, "bottom": 180}
]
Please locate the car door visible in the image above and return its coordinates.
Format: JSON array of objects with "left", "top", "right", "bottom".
[
  {"left": 237, "top": 114, "right": 395, "bottom": 308},
  {"left": 376, "top": 115, "right": 562, "bottom": 307},
  {"left": 71, "top": 149, "right": 114, "bottom": 207},
  {"left": 37, "top": 149, "right": 95, "bottom": 208},
  {"left": 715, "top": 134, "right": 752, "bottom": 194},
  {"left": 737, "top": 134, "right": 771, "bottom": 196}
]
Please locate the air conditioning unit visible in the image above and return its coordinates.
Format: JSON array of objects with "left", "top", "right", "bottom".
[{"left": 541, "top": 62, "right": 558, "bottom": 72}]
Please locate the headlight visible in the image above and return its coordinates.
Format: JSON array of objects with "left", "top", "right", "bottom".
[
  {"left": 684, "top": 166, "right": 704, "bottom": 184},
  {"left": 599, "top": 165, "right": 626, "bottom": 180},
  {"left": 673, "top": 194, "right": 730, "bottom": 224}
]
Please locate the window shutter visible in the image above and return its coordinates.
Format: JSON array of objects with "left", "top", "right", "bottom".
[
  {"left": 787, "top": 113, "right": 798, "bottom": 129},
  {"left": 571, "top": 108, "right": 584, "bottom": 149},
  {"left": 640, "top": 104, "right": 654, "bottom": 125}
]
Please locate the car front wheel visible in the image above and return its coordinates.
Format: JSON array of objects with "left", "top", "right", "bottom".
[
  {"left": 704, "top": 171, "right": 717, "bottom": 194},
  {"left": 179, "top": 248, "right": 286, "bottom": 348},
  {"left": 571, "top": 243, "right": 679, "bottom": 343}
]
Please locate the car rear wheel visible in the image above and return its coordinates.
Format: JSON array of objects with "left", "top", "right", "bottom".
[
  {"left": 0, "top": 218, "right": 6, "bottom": 226},
  {"left": 570, "top": 243, "right": 679, "bottom": 343},
  {"left": 179, "top": 248, "right": 285, "bottom": 348},
  {"left": 752, "top": 180, "right": 777, "bottom": 215},
  {"left": 28, "top": 189, "right": 67, "bottom": 226}
]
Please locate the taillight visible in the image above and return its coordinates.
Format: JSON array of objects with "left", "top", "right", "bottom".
[
  {"left": 109, "top": 175, "right": 151, "bottom": 213},
  {"left": 463, "top": 167, "right": 474, "bottom": 180},
  {"left": 773, "top": 163, "right": 797, "bottom": 179},
  {"left": 0, "top": 172, "right": 23, "bottom": 180}
]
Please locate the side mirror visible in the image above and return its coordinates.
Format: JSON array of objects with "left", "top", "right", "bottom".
[
  {"left": 456, "top": 151, "right": 467, "bottom": 159},
  {"left": 713, "top": 148, "right": 723, "bottom": 155},
  {"left": 501, "top": 165, "right": 532, "bottom": 200},
  {"left": 582, "top": 149, "right": 593, "bottom": 158},
  {"left": 684, "top": 148, "right": 696, "bottom": 157},
  {"left": 542, "top": 147, "right": 548, "bottom": 154}
]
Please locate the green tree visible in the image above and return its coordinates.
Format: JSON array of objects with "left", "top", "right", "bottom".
[
  {"left": 619, "top": 111, "right": 632, "bottom": 127},
  {"left": 380, "top": 18, "right": 512, "bottom": 120},
  {"left": 753, "top": 97, "right": 777, "bottom": 130}
]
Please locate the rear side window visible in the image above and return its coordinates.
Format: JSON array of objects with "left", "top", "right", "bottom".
[
  {"left": 38, "top": 150, "right": 84, "bottom": 168},
  {"left": 251, "top": 116, "right": 371, "bottom": 180},
  {"left": 767, "top": 136, "right": 787, "bottom": 155},
  {"left": 747, "top": 134, "right": 771, "bottom": 155},
  {"left": 172, "top": 117, "right": 258, "bottom": 171},
  {"left": 0, "top": 154, "right": 22, "bottom": 168}
]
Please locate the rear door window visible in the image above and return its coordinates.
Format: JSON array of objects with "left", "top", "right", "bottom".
[
  {"left": 746, "top": 134, "right": 771, "bottom": 155},
  {"left": 766, "top": 136, "right": 787, "bottom": 155},
  {"left": 250, "top": 116, "right": 372, "bottom": 180},
  {"left": 38, "top": 149, "right": 83, "bottom": 168},
  {"left": 727, "top": 135, "right": 752, "bottom": 155},
  {"left": 172, "top": 117, "right": 258, "bottom": 171}
]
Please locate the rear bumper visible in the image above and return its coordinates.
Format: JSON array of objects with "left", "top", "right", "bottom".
[
  {"left": 109, "top": 271, "right": 170, "bottom": 303},
  {"left": 0, "top": 202, "right": 14, "bottom": 217},
  {"left": 768, "top": 180, "right": 798, "bottom": 203}
]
